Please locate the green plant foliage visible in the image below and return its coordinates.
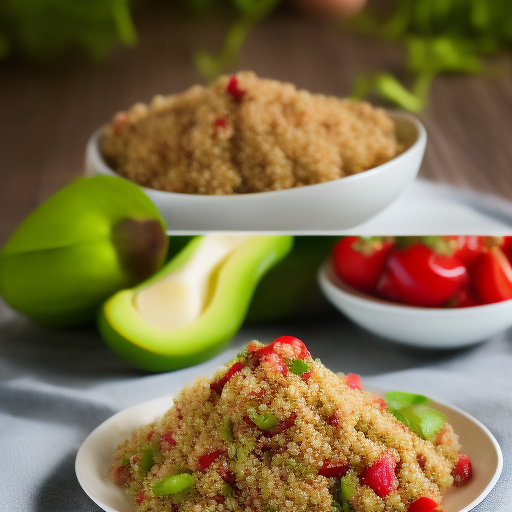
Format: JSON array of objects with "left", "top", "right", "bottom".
[
  {"left": 349, "top": 0, "right": 512, "bottom": 110},
  {"left": 0, "top": 0, "right": 136, "bottom": 62}
]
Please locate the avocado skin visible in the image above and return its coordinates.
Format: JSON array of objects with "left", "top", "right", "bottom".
[
  {"left": 0, "top": 176, "right": 167, "bottom": 328},
  {"left": 98, "top": 236, "right": 293, "bottom": 372},
  {"left": 246, "top": 236, "right": 340, "bottom": 322}
]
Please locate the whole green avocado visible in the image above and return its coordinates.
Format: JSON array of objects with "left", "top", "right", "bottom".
[{"left": 0, "top": 176, "right": 168, "bottom": 327}]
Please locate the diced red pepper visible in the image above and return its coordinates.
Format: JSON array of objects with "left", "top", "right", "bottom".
[
  {"left": 301, "top": 370, "right": 312, "bottom": 381},
  {"left": 226, "top": 76, "right": 246, "bottom": 102},
  {"left": 212, "top": 494, "right": 225, "bottom": 503},
  {"left": 360, "top": 452, "right": 398, "bottom": 498},
  {"left": 373, "top": 397, "right": 387, "bottom": 410},
  {"left": 416, "top": 453, "right": 426, "bottom": 469},
  {"left": 326, "top": 414, "right": 339, "bottom": 427},
  {"left": 146, "top": 430, "right": 155, "bottom": 441},
  {"left": 408, "top": 496, "right": 440, "bottom": 512},
  {"left": 451, "top": 454, "right": 472, "bottom": 487},
  {"left": 318, "top": 461, "right": 348, "bottom": 478},
  {"left": 112, "top": 465, "right": 131, "bottom": 485},
  {"left": 160, "top": 432, "right": 177, "bottom": 451},
  {"left": 218, "top": 467, "right": 237, "bottom": 487},
  {"left": 198, "top": 449, "right": 226, "bottom": 472},
  {"left": 210, "top": 362, "right": 244, "bottom": 394},
  {"left": 345, "top": 373, "right": 362, "bottom": 390},
  {"left": 135, "top": 490, "right": 146, "bottom": 505},
  {"left": 213, "top": 117, "right": 228, "bottom": 128}
]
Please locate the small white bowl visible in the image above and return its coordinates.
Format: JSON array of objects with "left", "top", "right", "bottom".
[
  {"left": 85, "top": 111, "right": 426, "bottom": 231},
  {"left": 318, "top": 260, "right": 512, "bottom": 349}
]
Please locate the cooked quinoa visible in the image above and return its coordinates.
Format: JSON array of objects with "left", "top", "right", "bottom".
[
  {"left": 109, "top": 337, "right": 471, "bottom": 512},
  {"left": 102, "top": 72, "right": 402, "bottom": 195}
]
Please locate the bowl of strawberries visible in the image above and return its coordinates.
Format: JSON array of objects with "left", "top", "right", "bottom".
[{"left": 318, "top": 236, "right": 512, "bottom": 348}]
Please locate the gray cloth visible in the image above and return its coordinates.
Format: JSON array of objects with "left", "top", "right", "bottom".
[{"left": 1, "top": 181, "right": 512, "bottom": 512}]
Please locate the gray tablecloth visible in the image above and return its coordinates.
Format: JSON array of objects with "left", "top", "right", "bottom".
[
  {"left": 1, "top": 181, "right": 512, "bottom": 512},
  {"left": 1, "top": 302, "right": 511, "bottom": 512}
]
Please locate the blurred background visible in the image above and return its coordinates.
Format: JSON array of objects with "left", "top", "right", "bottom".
[{"left": 1, "top": 0, "right": 512, "bottom": 244}]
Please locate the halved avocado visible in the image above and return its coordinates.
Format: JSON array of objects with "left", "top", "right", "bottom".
[{"left": 98, "top": 235, "right": 293, "bottom": 371}]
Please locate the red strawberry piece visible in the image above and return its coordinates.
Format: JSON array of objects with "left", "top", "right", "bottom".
[
  {"left": 210, "top": 362, "right": 244, "bottom": 393},
  {"left": 318, "top": 461, "right": 348, "bottom": 478},
  {"left": 226, "top": 76, "right": 246, "bottom": 102},
  {"left": 112, "top": 465, "right": 131, "bottom": 485},
  {"left": 135, "top": 490, "right": 146, "bottom": 505},
  {"left": 360, "top": 452, "right": 398, "bottom": 497},
  {"left": 198, "top": 449, "right": 226, "bottom": 472},
  {"left": 408, "top": 496, "right": 440, "bottom": 512},
  {"left": 346, "top": 373, "right": 362, "bottom": 390},
  {"left": 451, "top": 454, "right": 472, "bottom": 487}
]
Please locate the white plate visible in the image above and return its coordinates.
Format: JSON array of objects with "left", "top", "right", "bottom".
[
  {"left": 75, "top": 388, "right": 502, "bottom": 512},
  {"left": 319, "top": 260, "right": 512, "bottom": 349},
  {"left": 86, "top": 111, "right": 425, "bottom": 231}
]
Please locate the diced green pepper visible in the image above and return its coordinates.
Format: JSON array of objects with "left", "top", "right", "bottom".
[
  {"left": 138, "top": 449, "right": 154, "bottom": 473},
  {"left": 247, "top": 408, "right": 278, "bottom": 430},
  {"left": 288, "top": 359, "right": 311, "bottom": 376},
  {"left": 152, "top": 473, "right": 196, "bottom": 495}
]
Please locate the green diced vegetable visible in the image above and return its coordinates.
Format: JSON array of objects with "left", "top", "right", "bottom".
[
  {"left": 385, "top": 391, "right": 429, "bottom": 410},
  {"left": 247, "top": 408, "right": 278, "bottom": 430},
  {"left": 288, "top": 359, "right": 311, "bottom": 376},
  {"left": 340, "top": 475, "right": 356, "bottom": 502},
  {"left": 138, "top": 449, "right": 155, "bottom": 473},
  {"left": 152, "top": 473, "right": 196, "bottom": 496},
  {"left": 222, "top": 483, "right": 234, "bottom": 497},
  {"left": 220, "top": 416, "right": 234, "bottom": 443}
]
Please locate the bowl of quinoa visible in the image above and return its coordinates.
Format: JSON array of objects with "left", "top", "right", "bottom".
[
  {"left": 86, "top": 72, "right": 426, "bottom": 231},
  {"left": 74, "top": 336, "right": 494, "bottom": 512}
]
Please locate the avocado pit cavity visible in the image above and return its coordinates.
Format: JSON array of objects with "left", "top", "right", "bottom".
[{"left": 134, "top": 235, "right": 249, "bottom": 329}]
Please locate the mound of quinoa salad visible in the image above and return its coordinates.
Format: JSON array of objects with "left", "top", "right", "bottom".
[
  {"left": 109, "top": 337, "right": 472, "bottom": 512},
  {"left": 102, "top": 72, "right": 402, "bottom": 195}
]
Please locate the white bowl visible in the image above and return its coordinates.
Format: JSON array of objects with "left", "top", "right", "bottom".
[
  {"left": 318, "top": 260, "right": 512, "bottom": 349},
  {"left": 85, "top": 111, "right": 426, "bottom": 231}
]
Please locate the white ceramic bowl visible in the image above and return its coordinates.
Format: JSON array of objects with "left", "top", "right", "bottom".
[
  {"left": 85, "top": 111, "right": 426, "bottom": 231},
  {"left": 318, "top": 260, "right": 512, "bottom": 349}
]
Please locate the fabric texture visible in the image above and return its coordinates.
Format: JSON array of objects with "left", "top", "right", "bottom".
[{"left": 1, "top": 181, "right": 511, "bottom": 512}]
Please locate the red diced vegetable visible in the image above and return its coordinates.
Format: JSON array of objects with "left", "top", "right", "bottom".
[
  {"left": 318, "top": 461, "right": 348, "bottom": 478},
  {"left": 198, "top": 449, "right": 226, "bottom": 472},
  {"left": 451, "top": 454, "right": 472, "bottom": 487},
  {"left": 210, "top": 362, "right": 244, "bottom": 394},
  {"left": 112, "top": 465, "right": 131, "bottom": 485},
  {"left": 213, "top": 117, "right": 228, "bottom": 128},
  {"left": 135, "top": 490, "right": 146, "bottom": 505},
  {"left": 218, "top": 467, "right": 236, "bottom": 487},
  {"left": 160, "top": 432, "right": 177, "bottom": 451},
  {"left": 360, "top": 452, "right": 397, "bottom": 497},
  {"left": 226, "top": 76, "right": 246, "bottom": 102},
  {"left": 345, "top": 373, "right": 362, "bottom": 390},
  {"left": 326, "top": 414, "right": 339, "bottom": 427},
  {"left": 408, "top": 496, "right": 440, "bottom": 512},
  {"left": 146, "top": 430, "right": 155, "bottom": 441}
]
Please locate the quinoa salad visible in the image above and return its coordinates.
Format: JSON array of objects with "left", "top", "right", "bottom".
[
  {"left": 109, "top": 337, "right": 472, "bottom": 512},
  {"left": 102, "top": 72, "right": 402, "bottom": 195}
]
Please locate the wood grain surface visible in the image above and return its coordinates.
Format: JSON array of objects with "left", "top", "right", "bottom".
[{"left": 1, "top": 11, "right": 512, "bottom": 244}]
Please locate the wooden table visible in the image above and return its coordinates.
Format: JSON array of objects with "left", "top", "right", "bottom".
[{"left": 1, "top": 11, "right": 512, "bottom": 244}]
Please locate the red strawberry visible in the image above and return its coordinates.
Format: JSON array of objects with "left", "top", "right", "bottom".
[
  {"left": 360, "top": 452, "right": 397, "bottom": 497},
  {"left": 408, "top": 496, "right": 440, "bottom": 512},
  {"left": 451, "top": 454, "right": 472, "bottom": 487}
]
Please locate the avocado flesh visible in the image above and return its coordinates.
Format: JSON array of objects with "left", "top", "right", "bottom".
[
  {"left": 99, "top": 235, "right": 293, "bottom": 371},
  {"left": 0, "top": 176, "right": 167, "bottom": 328},
  {"left": 135, "top": 236, "right": 249, "bottom": 329}
]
